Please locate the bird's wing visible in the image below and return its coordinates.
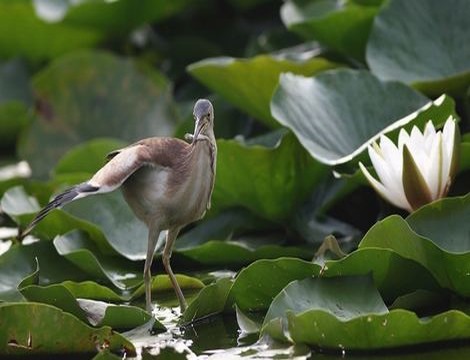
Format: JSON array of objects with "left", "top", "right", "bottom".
[
  {"left": 91, "top": 137, "right": 190, "bottom": 192},
  {"left": 19, "top": 137, "right": 190, "bottom": 239}
]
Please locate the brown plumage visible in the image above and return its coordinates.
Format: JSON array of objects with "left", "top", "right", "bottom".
[{"left": 21, "top": 99, "right": 217, "bottom": 313}]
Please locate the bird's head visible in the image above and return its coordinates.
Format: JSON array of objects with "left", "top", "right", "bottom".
[{"left": 192, "top": 99, "right": 214, "bottom": 144}]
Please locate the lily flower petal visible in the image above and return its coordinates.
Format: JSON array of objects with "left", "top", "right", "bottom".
[
  {"left": 360, "top": 116, "right": 459, "bottom": 213},
  {"left": 359, "top": 162, "right": 411, "bottom": 211}
]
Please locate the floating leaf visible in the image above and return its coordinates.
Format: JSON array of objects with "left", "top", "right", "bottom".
[
  {"left": 176, "top": 208, "right": 273, "bottom": 249},
  {"left": 262, "top": 276, "right": 387, "bottom": 336},
  {"left": 63, "top": 192, "right": 149, "bottom": 260},
  {"left": 0, "top": 302, "right": 135, "bottom": 356},
  {"left": 323, "top": 248, "right": 441, "bottom": 303},
  {"left": 284, "top": 308, "right": 470, "bottom": 350},
  {"left": 188, "top": 52, "right": 340, "bottom": 128},
  {"left": 53, "top": 230, "right": 142, "bottom": 289},
  {"left": 213, "top": 133, "right": 328, "bottom": 221},
  {"left": 406, "top": 194, "right": 470, "bottom": 253},
  {"left": 36, "top": 0, "right": 190, "bottom": 33},
  {"left": 229, "top": 258, "right": 320, "bottom": 312},
  {"left": 367, "top": 0, "right": 470, "bottom": 96},
  {"left": 180, "top": 278, "right": 233, "bottom": 325},
  {"left": 76, "top": 299, "right": 157, "bottom": 330},
  {"left": 178, "top": 240, "right": 313, "bottom": 267},
  {"left": 0, "top": 1, "right": 102, "bottom": 62},
  {"left": 54, "top": 138, "right": 127, "bottom": 177},
  {"left": 19, "top": 51, "right": 178, "bottom": 178},
  {"left": 0, "top": 1, "right": 190, "bottom": 63},
  {"left": 271, "top": 70, "right": 458, "bottom": 166},
  {"left": 360, "top": 210, "right": 470, "bottom": 297},
  {"left": 281, "top": 0, "right": 380, "bottom": 61},
  {"left": 0, "top": 59, "right": 32, "bottom": 148},
  {"left": 0, "top": 241, "right": 87, "bottom": 302},
  {"left": 17, "top": 252, "right": 156, "bottom": 330}
]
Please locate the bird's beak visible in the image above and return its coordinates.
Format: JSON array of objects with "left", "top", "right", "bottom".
[{"left": 192, "top": 117, "right": 205, "bottom": 144}]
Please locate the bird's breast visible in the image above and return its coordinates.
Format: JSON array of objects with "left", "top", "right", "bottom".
[{"left": 122, "top": 140, "right": 216, "bottom": 229}]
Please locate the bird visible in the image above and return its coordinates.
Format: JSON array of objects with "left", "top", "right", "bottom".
[{"left": 20, "top": 99, "right": 217, "bottom": 313}]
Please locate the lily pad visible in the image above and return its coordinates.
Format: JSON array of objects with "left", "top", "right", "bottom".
[
  {"left": 0, "top": 0, "right": 190, "bottom": 63},
  {"left": 0, "top": 302, "right": 135, "bottom": 356},
  {"left": 360, "top": 212, "right": 470, "bottom": 297},
  {"left": 262, "top": 276, "right": 470, "bottom": 350},
  {"left": 0, "top": 1, "right": 102, "bottom": 62},
  {"left": 262, "top": 276, "right": 387, "bottom": 335},
  {"left": 0, "top": 59, "right": 32, "bottom": 148},
  {"left": 19, "top": 51, "right": 178, "bottom": 178},
  {"left": 176, "top": 208, "right": 273, "bottom": 249},
  {"left": 36, "top": 0, "right": 190, "bottom": 33},
  {"left": 129, "top": 274, "right": 205, "bottom": 302},
  {"left": 284, "top": 308, "right": 470, "bottom": 350},
  {"left": 323, "top": 248, "right": 441, "bottom": 303},
  {"left": 64, "top": 192, "right": 149, "bottom": 260},
  {"left": 271, "top": 70, "right": 459, "bottom": 166},
  {"left": 0, "top": 241, "right": 87, "bottom": 302},
  {"left": 178, "top": 240, "right": 313, "bottom": 267},
  {"left": 54, "top": 138, "right": 127, "bottom": 177},
  {"left": 180, "top": 277, "right": 233, "bottom": 325},
  {"left": 53, "top": 230, "right": 142, "bottom": 290},
  {"left": 229, "top": 258, "right": 321, "bottom": 312},
  {"left": 188, "top": 52, "right": 340, "bottom": 128},
  {"left": 367, "top": 0, "right": 470, "bottom": 96},
  {"left": 406, "top": 194, "right": 470, "bottom": 253},
  {"left": 281, "top": 0, "right": 380, "bottom": 61},
  {"left": 213, "top": 133, "right": 328, "bottom": 221}
]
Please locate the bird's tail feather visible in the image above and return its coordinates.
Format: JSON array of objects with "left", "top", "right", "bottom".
[{"left": 20, "top": 183, "right": 98, "bottom": 239}]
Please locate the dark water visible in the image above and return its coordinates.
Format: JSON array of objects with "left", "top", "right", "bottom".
[{"left": 122, "top": 309, "right": 470, "bottom": 359}]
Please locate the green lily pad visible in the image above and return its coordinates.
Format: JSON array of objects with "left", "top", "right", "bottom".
[
  {"left": 271, "top": 70, "right": 458, "bottom": 166},
  {"left": 0, "top": 302, "right": 135, "bottom": 356},
  {"left": 53, "top": 230, "right": 142, "bottom": 289},
  {"left": 367, "top": 0, "right": 470, "bottom": 96},
  {"left": 284, "top": 308, "right": 470, "bottom": 350},
  {"left": 0, "top": 241, "right": 87, "bottom": 302},
  {"left": 0, "top": 1, "right": 102, "bottom": 63},
  {"left": 37, "top": 0, "right": 190, "bottom": 34},
  {"left": 213, "top": 133, "right": 328, "bottom": 221},
  {"left": 176, "top": 208, "right": 273, "bottom": 249},
  {"left": 129, "top": 274, "right": 205, "bottom": 303},
  {"left": 54, "top": 138, "right": 127, "bottom": 177},
  {"left": 229, "top": 258, "right": 321, "bottom": 312},
  {"left": 64, "top": 192, "right": 149, "bottom": 260},
  {"left": 0, "top": 0, "right": 190, "bottom": 63},
  {"left": 262, "top": 276, "right": 470, "bottom": 349},
  {"left": 262, "top": 276, "right": 387, "bottom": 337},
  {"left": 77, "top": 299, "right": 160, "bottom": 330},
  {"left": 0, "top": 186, "right": 119, "bottom": 256},
  {"left": 281, "top": 0, "right": 380, "bottom": 61},
  {"left": 180, "top": 277, "right": 233, "bottom": 325},
  {"left": 178, "top": 240, "right": 313, "bottom": 267},
  {"left": 0, "top": 59, "right": 32, "bottom": 148},
  {"left": 360, "top": 211, "right": 470, "bottom": 297},
  {"left": 19, "top": 51, "right": 178, "bottom": 178},
  {"left": 188, "top": 52, "right": 340, "bottom": 128},
  {"left": 406, "top": 194, "right": 470, "bottom": 253},
  {"left": 323, "top": 248, "right": 441, "bottom": 303},
  {"left": 17, "top": 250, "right": 156, "bottom": 330},
  {"left": 1, "top": 185, "right": 39, "bottom": 223}
]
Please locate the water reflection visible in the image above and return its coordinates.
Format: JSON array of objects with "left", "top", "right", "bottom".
[{"left": 123, "top": 309, "right": 470, "bottom": 360}]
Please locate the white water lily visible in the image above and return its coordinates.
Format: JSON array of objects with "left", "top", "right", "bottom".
[{"left": 359, "top": 116, "right": 459, "bottom": 212}]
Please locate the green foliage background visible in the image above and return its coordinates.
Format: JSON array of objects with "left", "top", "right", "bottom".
[{"left": 0, "top": 0, "right": 470, "bottom": 357}]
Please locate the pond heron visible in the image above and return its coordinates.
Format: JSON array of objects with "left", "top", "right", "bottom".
[{"left": 21, "top": 99, "right": 217, "bottom": 313}]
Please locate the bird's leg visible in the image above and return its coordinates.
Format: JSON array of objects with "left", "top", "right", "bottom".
[
  {"left": 162, "top": 227, "right": 187, "bottom": 312},
  {"left": 144, "top": 225, "right": 160, "bottom": 313}
]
